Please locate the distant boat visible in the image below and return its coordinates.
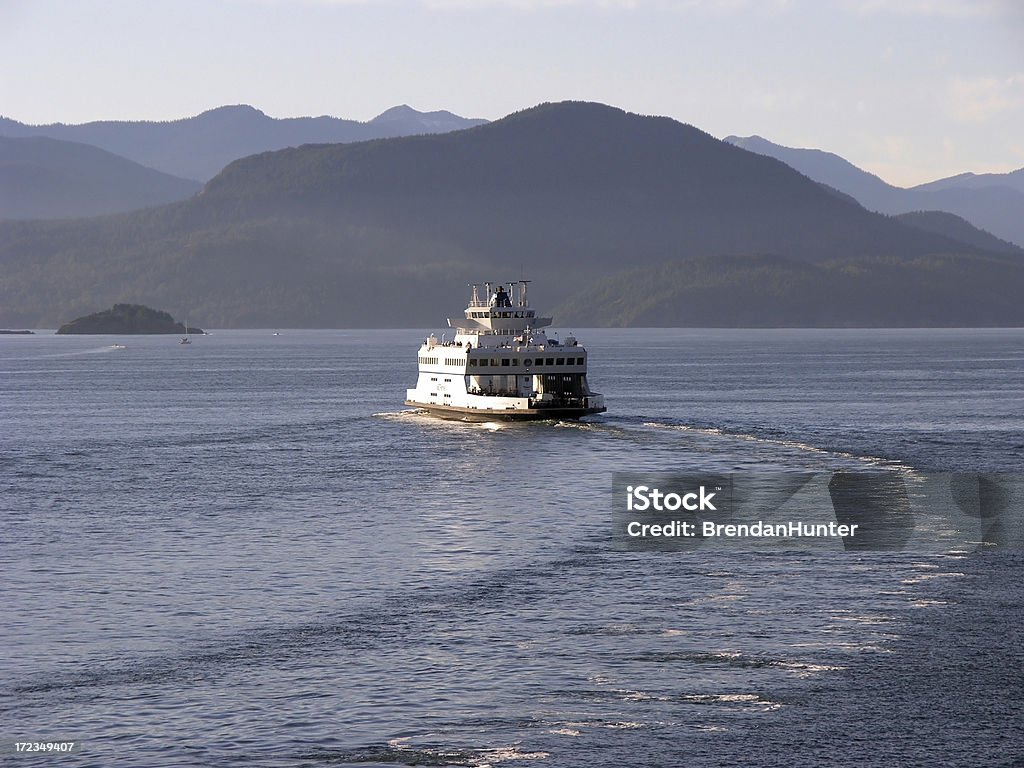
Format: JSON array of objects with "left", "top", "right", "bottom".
[{"left": 180, "top": 321, "right": 191, "bottom": 345}]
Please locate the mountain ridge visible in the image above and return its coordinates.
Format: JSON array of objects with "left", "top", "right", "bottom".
[
  {"left": 0, "top": 104, "right": 488, "bottom": 182},
  {"left": 2, "top": 101, "right": 1021, "bottom": 329},
  {"left": 724, "top": 134, "right": 1024, "bottom": 247}
]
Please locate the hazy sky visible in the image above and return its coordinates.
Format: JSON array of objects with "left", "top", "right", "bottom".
[{"left": 2, "top": 0, "right": 1022, "bottom": 186}]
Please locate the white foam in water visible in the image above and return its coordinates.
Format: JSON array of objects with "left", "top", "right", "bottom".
[
  {"left": 640, "top": 420, "right": 914, "bottom": 471},
  {"left": 475, "top": 746, "right": 550, "bottom": 765}
]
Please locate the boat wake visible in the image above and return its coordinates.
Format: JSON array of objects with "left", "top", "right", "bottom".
[
  {"left": 374, "top": 409, "right": 512, "bottom": 431},
  {"left": 6, "top": 344, "right": 128, "bottom": 361},
  {"left": 378, "top": 406, "right": 911, "bottom": 471},
  {"left": 373, "top": 409, "right": 425, "bottom": 419},
  {"left": 637, "top": 419, "right": 914, "bottom": 472}
]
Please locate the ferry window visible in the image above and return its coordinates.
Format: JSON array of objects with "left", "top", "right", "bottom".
[
  {"left": 512, "top": 359, "right": 519, "bottom": 366},
  {"left": 557, "top": 358, "right": 565, "bottom": 365},
  {"left": 444, "top": 378, "right": 451, "bottom": 382},
  {"left": 469, "top": 359, "right": 478, "bottom": 367},
  {"left": 479, "top": 359, "right": 488, "bottom": 367},
  {"left": 492, "top": 359, "right": 499, "bottom": 366},
  {"left": 546, "top": 358, "right": 554, "bottom": 365},
  {"left": 524, "top": 359, "right": 532, "bottom": 366},
  {"left": 430, "top": 377, "right": 437, "bottom": 381},
  {"left": 501, "top": 359, "right": 510, "bottom": 367}
]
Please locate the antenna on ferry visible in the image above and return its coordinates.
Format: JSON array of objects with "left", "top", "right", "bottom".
[{"left": 520, "top": 280, "right": 530, "bottom": 307}]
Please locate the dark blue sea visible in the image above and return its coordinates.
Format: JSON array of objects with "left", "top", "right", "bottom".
[{"left": 2, "top": 328, "right": 1023, "bottom": 767}]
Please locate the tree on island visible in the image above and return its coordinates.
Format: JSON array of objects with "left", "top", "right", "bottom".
[{"left": 56, "top": 304, "right": 203, "bottom": 335}]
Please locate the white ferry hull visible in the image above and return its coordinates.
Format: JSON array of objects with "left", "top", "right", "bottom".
[{"left": 405, "top": 400, "right": 606, "bottom": 422}]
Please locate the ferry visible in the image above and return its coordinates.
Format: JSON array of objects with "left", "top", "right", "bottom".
[{"left": 405, "top": 281, "right": 606, "bottom": 421}]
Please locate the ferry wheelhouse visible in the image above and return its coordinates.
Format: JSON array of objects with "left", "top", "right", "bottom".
[{"left": 405, "top": 281, "right": 606, "bottom": 421}]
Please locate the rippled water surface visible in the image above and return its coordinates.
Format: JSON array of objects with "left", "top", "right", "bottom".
[{"left": 2, "top": 328, "right": 1022, "bottom": 767}]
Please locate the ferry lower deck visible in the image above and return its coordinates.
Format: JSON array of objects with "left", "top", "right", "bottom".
[{"left": 404, "top": 399, "right": 607, "bottom": 422}]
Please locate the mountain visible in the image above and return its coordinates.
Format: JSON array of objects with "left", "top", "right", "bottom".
[
  {"left": 913, "top": 168, "right": 1024, "bottom": 195},
  {"left": 725, "top": 135, "right": 901, "bottom": 209},
  {"left": 0, "top": 104, "right": 488, "bottom": 182},
  {"left": 724, "top": 135, "right": 1024, "bottom": 248},
  {"left": 368, "top": 104, "right": 486, "bottom": 135},
  {"left": 554, "top": 253, "right": 1023, "bottom": 328},
  {"left": 0, "top": 136, "right": 201, "bottom": 219},
  {"left": 1, "top": 101, "right": 1021, "bottom": 329},
  {"left": 894, "top": 211, "right": 1023, "bottom": 257}
]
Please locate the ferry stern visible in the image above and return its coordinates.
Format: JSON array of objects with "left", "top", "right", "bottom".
[{"left": 404, "top": 281, "right": 606, "bottom": 422}]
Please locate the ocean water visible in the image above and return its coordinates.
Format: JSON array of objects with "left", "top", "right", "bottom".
[{"left": 2, "top": 328, "right": 1022, "bottom": 767}]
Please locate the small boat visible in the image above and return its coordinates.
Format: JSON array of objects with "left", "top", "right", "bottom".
[
  {"left": 405, "top": 281, "right": 606, "bottom": 421},
  {"left": 180, "top": 320, "right": 191, "bottom": 344}
]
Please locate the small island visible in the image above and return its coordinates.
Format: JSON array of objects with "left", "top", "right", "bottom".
[{"left": 56, "top": 304, "right": 204, "bottom": 335}]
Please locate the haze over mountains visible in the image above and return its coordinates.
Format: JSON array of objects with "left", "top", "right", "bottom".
[
  {"left": 0, "top": 104, "right": 487, "bottom": 183},
  {"left": 0, "top": 136, "right": 201, "bottom": 219},
  {"left": 2, "top": 101, "right": 1021, "bottom": 329},
  {"left": 725, "top": 135, "right": 1024, "bottom": 249}
]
